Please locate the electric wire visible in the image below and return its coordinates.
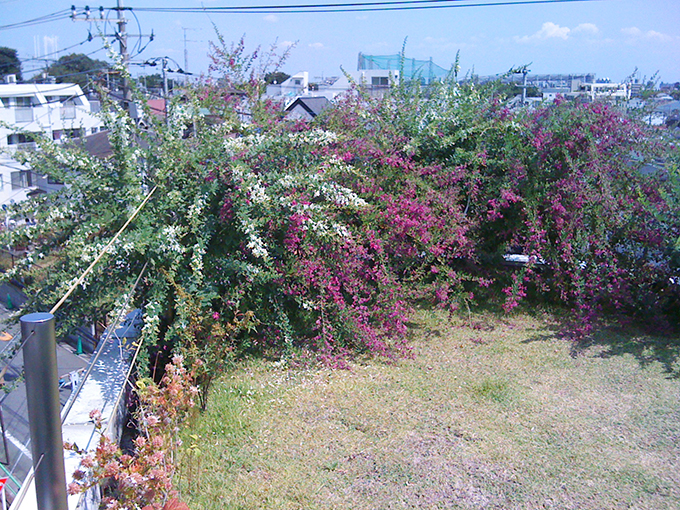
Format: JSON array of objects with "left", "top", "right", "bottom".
[
  {"left": 0, "top": 10, "right": 71, "bottom": 31},
  {"left": 0, "top": 0, "right": 600, "bottom": 32},
  {"left": 21, "top": 66, "right": 111, "bottom": 81},
  {"left": 130, "top": 0, "right": 594, "bottom": 14},
  {"left": 20, "top": 46, "right": 109, "bottom": 77},
  {"left": 0, "top": 38, "right": 94, "bottom": 71}
]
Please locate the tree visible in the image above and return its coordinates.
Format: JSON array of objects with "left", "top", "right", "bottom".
[
  {"left": 488, "top": 82, "right": 541, "bottom": 99},
  {"left": 0, "top": 47, "right": 22, "bottom": 82},
  {"left": 264, "top": 71, "right": 290, "bottom": 85},
  {"left": 45, "top": 53, "right": 110, "bottom": 91}
]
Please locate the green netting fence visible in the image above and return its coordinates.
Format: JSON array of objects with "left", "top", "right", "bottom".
[{"left": 357, "top": 53, "right": 451, "bottom": 83}]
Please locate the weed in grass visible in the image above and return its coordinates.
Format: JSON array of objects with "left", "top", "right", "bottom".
[{"left": 469, "top": 378, "right": 514, "bottom": 405}]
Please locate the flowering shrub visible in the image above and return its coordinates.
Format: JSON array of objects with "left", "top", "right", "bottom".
[
  {"left": 321, "top": 79, "right": 678, "bottom": 335},
  {"left": 498, "top": 101, "right": 677, "bottom": 333},
  {"left": 65, "top": 356, "right": 198, "bottom": 509},
  {"left": 4, "top": 45, "right": 678, "bottom": 415}
]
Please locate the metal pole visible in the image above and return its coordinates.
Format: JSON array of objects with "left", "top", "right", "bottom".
[
  {"left": 21, "top": 313, "right": 67, "bottom": 510},
  {"left": 162, "top": 58, "right": 168, "bottom": 100},
  {"left": 183, "top": 29, "right": 189, "bottom": 73},
  {"left": 116, "top": 0, "right": 131, "bottom": 110},
  {"left": 162, "top": 58, "right": 169, "bottom": 126}
]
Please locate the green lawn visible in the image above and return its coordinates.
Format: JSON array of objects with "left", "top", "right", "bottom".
[{"left": 177, "top": 309, "right": 680, "bottom": 509}]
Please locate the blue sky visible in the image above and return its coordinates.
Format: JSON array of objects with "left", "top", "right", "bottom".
[{"left": 1, "top": 0, "right": 679, "bottom": 84}]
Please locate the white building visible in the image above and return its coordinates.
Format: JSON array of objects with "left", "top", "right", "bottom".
[
  {"left": 576, "top": 81, "right": 631, "bottom": 102},
  {"left": 267, "top": 68, "right": 400, "bottom": 106},
  {"left": 0, "top": 77, "right": 103, "bottom": 207},
  {"left": 0, "top": 77, "right": 103, "bottom": 154},
  {"left": 266, "top": 71, "right": 310, "bottom": 99}
]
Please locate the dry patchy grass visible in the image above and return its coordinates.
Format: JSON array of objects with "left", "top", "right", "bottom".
[{"left": 178, "top": 310, "right": 680, "bottom": 509}]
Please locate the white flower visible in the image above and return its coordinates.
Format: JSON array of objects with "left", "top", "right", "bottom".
[
  {"left": 249, "top": 181, "right": 269, "bottom": 205},
  {"left": 190, "top": 243, "right": 205, "bottom": 279},
  {"left": 246, "top": 234, "right": 269, "bottom": 260},
  {"left": 160, "top": 226, "right": 185, "bottom": 254}
]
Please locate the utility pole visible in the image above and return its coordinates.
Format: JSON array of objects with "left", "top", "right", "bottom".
[
  {"left": 162, "top": 57, "right": 169, "bottom": 100},
  {"left": 162, "top": 57, "right": 169, "bottom": 126},
  {"left": 182, "top": 27, "right": 199, "bottom": 84},
  {"left": 509, "top": 65, "right": 531, "bottom": 105},
  {"left": 183, "top": 28, "right": 190, "bottom": 73},
  {"left": 116, "top": 0, "right": 131, "bottom": 109}
]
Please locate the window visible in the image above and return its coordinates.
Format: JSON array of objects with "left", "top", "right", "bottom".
[
  {"left": 15, "top": 97, "right": 33, "bottom": 107},
  {"left": 15, "top": 107, "right": 34, "bottom": 123},
  {"left": 63, "top": 128, "right": 83, "bottom": 139},
  {"left": 371, "top": 77, "right": 389, "bottom": 87},
  {"left": 7, "top": 133, "right": 32, "bottom": 145},
  {"left": 11, "top": 170, "right": 33, "bottom": 190}
]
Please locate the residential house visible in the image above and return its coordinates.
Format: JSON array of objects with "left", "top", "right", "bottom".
[
  {"left": 284, "top": 96, "right": 332, "bottom": 121},
  {"left": 267, "top": 71, "right": 309, "bottom": 98}
]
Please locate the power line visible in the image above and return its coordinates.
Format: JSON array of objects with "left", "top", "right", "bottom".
[
  {"left": 23, "top": 65, "right": 111, "bottom": 81},
  {"left": 129, "top": 0, "right": 595, "bottom": 14},
  {"left": 0, "top": 0, "right": 600, "bottom": 30},
  {"left": 21, "top": 47, "right": 109, "bottom": 78},
  {"left": 0, "top": 39, "right": 98, "bottom": 72},
  {"left": 0, "top": 10, "right": 71, "bottom": 31}
]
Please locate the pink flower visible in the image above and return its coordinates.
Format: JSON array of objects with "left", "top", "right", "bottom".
[{"left": 67, "top": 482, "right": 82, "bottom": 495}]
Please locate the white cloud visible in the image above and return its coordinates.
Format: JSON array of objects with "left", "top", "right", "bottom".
[
  {"left": 515, "top": 22, "right": 571, "bottom": 43},
  {"left": 280, "top": 40, "right": 296, "bottom": 48},
  {"left": 573, "top": 23, "right": 599, "bottom": 35},
  {"left": 646, "top": 30, "right": 672, "bottom": 41},
  {"left": 309, "top": 42, "right": 325, "bottom": 49},
  {"left": 356, "top": 15, "right": 368, "bottom": 20},
  {"left": 263, "top": 14, "right": 278, "bottom": 23},
  {"left": 621, "top": 26, "right": 642, "bottom": 37},
  {"left": 622, "top": 26, "right": 673, "bottom": 41}
]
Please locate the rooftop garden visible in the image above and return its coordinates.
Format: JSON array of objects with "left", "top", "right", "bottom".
[{"left": 2, "top": 40, "right": 679, "bottom": 508}]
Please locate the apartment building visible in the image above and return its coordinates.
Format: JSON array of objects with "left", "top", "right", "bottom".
[{"left": 0, "top": 76, "right": 102, "bottom": 153}]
